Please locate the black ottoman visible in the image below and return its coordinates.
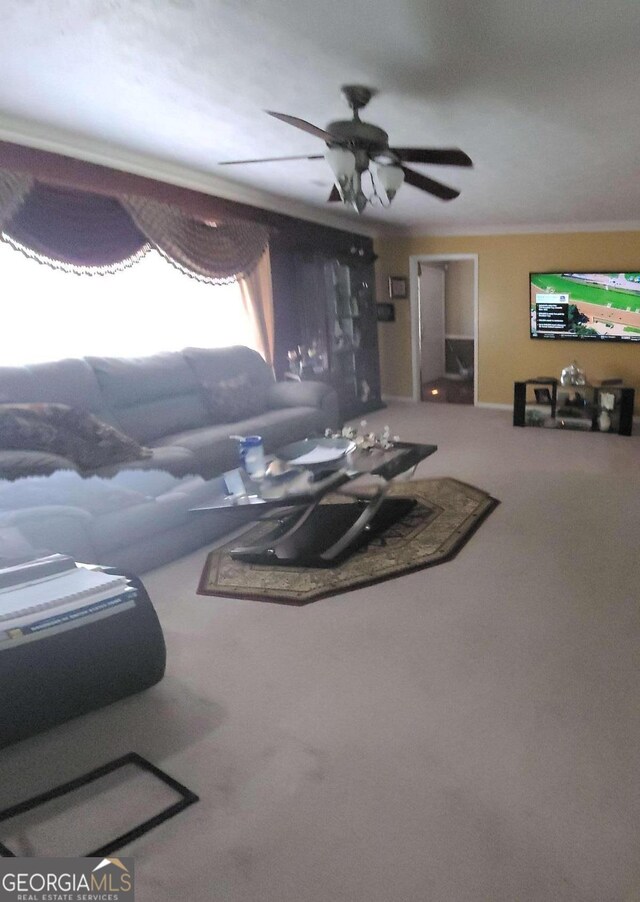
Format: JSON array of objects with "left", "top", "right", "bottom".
[{"left": 0, "top": 572, "right": 166, "bottom": 748}]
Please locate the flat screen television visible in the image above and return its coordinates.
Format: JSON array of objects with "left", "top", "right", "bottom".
[{"left": 530, "top": 272, "right": 640, "bottom": 342}]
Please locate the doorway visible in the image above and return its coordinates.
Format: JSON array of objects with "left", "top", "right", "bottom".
[{"left": 410, "top": 254, "right": 478, "bottom": 405}]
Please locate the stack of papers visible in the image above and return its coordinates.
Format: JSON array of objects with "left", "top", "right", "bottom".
[
  {"left": 289, "top": 445, "right": 352, "bottom": 465},
  {"left": 0, "top": 557, "right": 136, "bottom": 647}
]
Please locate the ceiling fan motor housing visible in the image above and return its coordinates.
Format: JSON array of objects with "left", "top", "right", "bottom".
[
  {"left": 340, "top": 84, "right": 377, "bottom": 112},
  {"left": 325, "top": 119, "right": 390, "bottom": 170}
]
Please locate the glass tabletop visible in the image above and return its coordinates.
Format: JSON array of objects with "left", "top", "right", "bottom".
[{"left": 190, "top": 441, "right": 437, "bottom": 512}]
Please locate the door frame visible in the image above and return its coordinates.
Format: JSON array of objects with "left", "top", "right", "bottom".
[{"left": 409, "top": 253, "right": 479, "bottom": 404}]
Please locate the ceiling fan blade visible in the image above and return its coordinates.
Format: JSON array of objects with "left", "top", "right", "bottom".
[
  {"left": 402, "top": 166, "right": 460, "bottom": 201},
  {"left": 266, "top": 111, "right": 335, "bottom": 142},
  {"left": 327, "top": 184, "right": 341, "bottom": 202},
  {"left": 219, "top": 154, "right": 324, "bottom": 165},
  {"left": 391, "top": 147, "right": 473, "bottom": 167}
]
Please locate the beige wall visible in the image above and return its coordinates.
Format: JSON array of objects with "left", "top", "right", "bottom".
[
  {"left": 375, "top": 230, "right": 640, "bottom": 405},
  {"left": 444, "top": 260, "right": 474, "bottom": 337}
]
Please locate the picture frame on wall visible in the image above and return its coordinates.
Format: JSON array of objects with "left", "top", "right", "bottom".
[
  {"left": 388, "top": 276, "right": 408, "bottom": 300},
  {"left": 377, "top": 302, "right": 396, "bottom": 322}
]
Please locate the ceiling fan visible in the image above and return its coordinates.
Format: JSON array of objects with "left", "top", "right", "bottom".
[{"left": 219, "top": 85, "right": 472, "bottom": 214}]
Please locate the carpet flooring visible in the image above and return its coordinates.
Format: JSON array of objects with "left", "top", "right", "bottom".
[{"left": 0, "top": 402, "right": 638, "bottom": 902}]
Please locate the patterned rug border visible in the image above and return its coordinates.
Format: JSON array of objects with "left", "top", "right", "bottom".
[{"left": 197, "top": 477, "right": 500, "bottom": 605}]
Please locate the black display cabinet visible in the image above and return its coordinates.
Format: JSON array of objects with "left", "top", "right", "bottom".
[{"left": 271, "top": 225, "right": 383, "bottom": 422}]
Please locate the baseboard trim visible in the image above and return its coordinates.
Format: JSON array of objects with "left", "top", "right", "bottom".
[
  {"left": 475, "top": 402, "right": 512, "bottom": 410},
  {"left": 382, "top": 396, "right": 638, "bottom": 426},
  {"left": 383, "top": 396, "right": 510, "bottom": 409}
]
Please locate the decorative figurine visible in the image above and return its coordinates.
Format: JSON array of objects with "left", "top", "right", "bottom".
[
  {"left": 325, "top": 422, "right": 399, "bottom": 451},
  {"left": 560, "top": 360, "right": 587, "bottom": 386},
  {"left": 599, "top": 391, "right": 615, "bottom": 411},
  {"left": 598, "top": 409, "right": 611, "bottom": 432}
]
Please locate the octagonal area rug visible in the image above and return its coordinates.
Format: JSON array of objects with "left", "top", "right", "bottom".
[{"left": 197, "top": 477, "right": 499, "bottom": 605}]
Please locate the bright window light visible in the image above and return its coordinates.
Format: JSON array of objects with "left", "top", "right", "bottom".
[{"left": 0, "top": 241, "right": 256, "bottom": 365}]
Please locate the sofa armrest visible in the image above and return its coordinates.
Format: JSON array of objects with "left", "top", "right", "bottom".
[
  {"left": 0, "top": 450, "right": 79, "bottom": 480},
  {"left": 267, "top": 380, "right": 339, "bottom": 422},
  {"left": 266, "top": 379, "right": 331, "bottom": 409}
]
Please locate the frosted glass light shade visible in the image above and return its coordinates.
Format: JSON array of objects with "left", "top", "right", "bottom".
[
  {"left": 325, "top": 146, "right": 356, "bottom": 181},
  {"left": 376, "top": 163, "right": 405, "bottom": 201}
]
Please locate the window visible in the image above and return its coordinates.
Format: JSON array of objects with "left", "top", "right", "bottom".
[{"left": 0, "top": 240, "right": 255, "bottom": 365}]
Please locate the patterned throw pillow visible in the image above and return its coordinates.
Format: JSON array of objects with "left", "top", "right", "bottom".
[
  {"left": 203, "top": 372, "right": 267, "bottom": 424},
  {"left": 0, "top": 403, "right": 152, "bottom": 471}
]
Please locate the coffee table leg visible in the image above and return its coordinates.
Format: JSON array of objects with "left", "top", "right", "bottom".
[
  {"left": 229, "top": 475, "right": 419, "bottom": 567},
  {"left": 230, "top": 498, "right": 322, "bottom": 557},
  {"left": 318, "top": 481, "right": 390, "bottom": 562}
]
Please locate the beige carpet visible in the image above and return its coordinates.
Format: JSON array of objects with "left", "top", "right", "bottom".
[
  {"left": 1, "top": 403, "right": 639, "bottom": 902},
  {"left": 198, "top": 478, "right": 498, "bottom": 604}
]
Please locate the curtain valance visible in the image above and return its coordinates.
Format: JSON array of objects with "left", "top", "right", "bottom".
[
  {"left": 124, "top": 196, "right": 269, "bottom": 282},
  {"left": 0, "top": 170, "right": 33, "bottom": 229},
  {"left": 4, "top": 183, "right": 149, "bottom": 271},
  {"left": 0, "top": 168, "right": 269, "bottom": 280}
]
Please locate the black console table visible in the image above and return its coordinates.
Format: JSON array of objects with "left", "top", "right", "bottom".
[{"left": 514, "top": 379, "right": 635, "bottom": 435}]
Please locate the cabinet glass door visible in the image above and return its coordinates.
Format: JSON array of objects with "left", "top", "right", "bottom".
[{"left": 324, "top": 260, "right": 359, "bottom": 403}]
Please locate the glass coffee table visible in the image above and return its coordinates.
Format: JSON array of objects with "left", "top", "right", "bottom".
[{"left": 191, "top": 438, "right": 437, "bottom": 568}]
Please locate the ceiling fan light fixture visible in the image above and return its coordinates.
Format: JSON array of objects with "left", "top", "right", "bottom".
[
  {"left": 324, "top": 146, "right": 356, "bottom": 186},
  {"left": 338, "top": 168, "right": 365, "bottom": 213},
  {"left": 221, "top": 87, "right": 471, "bottom": 215},
  {"left": 352, "top": 184, "right": 368, "bottom": 214},
  {"left": 375, "top": 163, "right": 405, "bottom": 202}
]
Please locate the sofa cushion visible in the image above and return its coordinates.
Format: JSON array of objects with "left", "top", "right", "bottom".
[
  {"left": 0, "top": 450, "right": 79, "bottom": 481},
  {"left": 0, "top": 358, "right": 117, "bottom": 424},
  {"left": 200, "top": 371, "right": 268, "bottom": 424},
  {"left": 88, "top": 473, "right": 217, "bottom": 552},
  {"left": 0, "top": 471, "right": 147, "bottom": 516},
  {"left": 0, "top": 403, "right": 151, "bottom": 471},
  {"left": 0, "top": 504, "right": 99, "bottom": 564},
  {"left": 266, "top": 380, "right": 340, "bottom": 429},
  {"left": 183, "top": 346, "right": 274, "bottom": 391},
  {"left": 87, "top": 352, "right": 210, "bottom": 444},
  {"left": 91, "top": 445, "right": 198, "bottom": 479}
]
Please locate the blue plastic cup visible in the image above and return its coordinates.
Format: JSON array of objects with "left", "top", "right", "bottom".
[{"left": 239, "top": 435, "right": 265, "bottom": 478}]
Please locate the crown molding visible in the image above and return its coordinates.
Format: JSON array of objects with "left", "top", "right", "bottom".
[
  {"left": 4, "top": 117, "right": 640, "bottom": 243},
  {"left": 0, "top": 115, "right": 380, "bottom": 239},
  {"left": 379, "top": 220, "right": 640, "bottom": 239}
]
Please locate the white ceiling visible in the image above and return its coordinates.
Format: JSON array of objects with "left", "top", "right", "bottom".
[{"left": 1, "top": 0, "right": 640, "bottom": 235}]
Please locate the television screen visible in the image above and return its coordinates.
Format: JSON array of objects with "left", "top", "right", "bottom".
[{"left": 530, "top": 272, "right": 640, "bottom": 341}]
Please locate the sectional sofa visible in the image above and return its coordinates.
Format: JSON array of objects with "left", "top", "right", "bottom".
[
  {"left": 0, "top": 346, "right": 339, "bottom": 572},
  {"left": 0, "top": 346, "right": 339, "bottom": 480}
]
